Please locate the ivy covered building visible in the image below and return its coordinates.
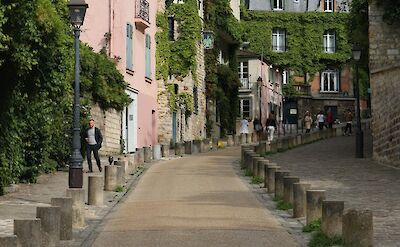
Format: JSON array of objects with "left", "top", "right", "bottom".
[
  {"left": 155, "top": 0, "right": 207, "bottom": 145},
  {"left": 242, "top": 0, "right": 355, "bottom": 127}
]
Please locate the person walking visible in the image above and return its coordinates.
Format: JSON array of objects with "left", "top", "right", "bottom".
[
  {"left": 266, "top": 111, "right": 277, "bottom": 142},
  {"left": 304, "top": 111, "right": 313, "bottom": 133},
  {"left": 84, "top": 118, "right": 103, "bottom": 173},
  {"left": 343, "top": 109, "right": 353, "bottom": 136},
  {"left": 240, "top": 117, "right": 249, "bottom": 135},
  {"left": 316, "top": 111, "right": 325, "bottom": 130},
  {"left": 253, "top": 116, "right": 263, "bottom": 140}
]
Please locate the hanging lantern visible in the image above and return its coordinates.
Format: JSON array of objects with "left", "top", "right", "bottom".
[{"left": 202, "top": 30, "right": 214, "bottom": 49}]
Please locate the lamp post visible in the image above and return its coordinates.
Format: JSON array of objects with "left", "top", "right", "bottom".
[
  {"left": 257, "top": 76, "right": 263, "bottom": 125},
  {"left": 352, "top": 44, "right": 363, "bottom": 158},
  {"left": 68, "top": 0, "right": 88, "bottom": 188}
]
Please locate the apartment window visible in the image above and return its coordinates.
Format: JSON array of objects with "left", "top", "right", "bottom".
[
  {"left": 320, "top": 70, "right": 339, "bottom": 92},
  {"left": 145, "top": 34, "right": 151, "bottom": 79},
  {"left": 272, "top": 28, "right": 286, "bottom": 52},
  {"left": 239, "top": 98, "right": 251, "bottom": 119},
  {"left": 238, "top": 61, "right": 250, "bottom": 89},
  {"left": 323, "top": 30, "right": 335, "bottom": 53},
  {"left": 126, "top": 23, "right": 133, "bottom": 70},
  {"left": 273, "top": 0, "right": 284, "bottom": 10},
  {"left": 168, "top": 16, "right": 174, "bottom": 41},
  {"left": 324, "top": 0, "right": 333, "bottom": 12}
]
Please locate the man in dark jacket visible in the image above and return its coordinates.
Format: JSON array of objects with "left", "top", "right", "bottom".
[{"left": 84, "top": 118, "right": 103, "bottom": 172}]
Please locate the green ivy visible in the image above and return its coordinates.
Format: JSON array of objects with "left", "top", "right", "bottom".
[
  {"left": 155, "top": 13, "right": 169, "bottom": 82},
  {"left": 241, "top": 11, "right": 351, "bottom": 76},
  {"left": 166, "top": 84, "right": 194, "bottom": 116}
]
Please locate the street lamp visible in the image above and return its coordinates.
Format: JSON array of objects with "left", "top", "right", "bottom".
[
  {"left": 257, "top": 76, "right": 263, "bottom": 129},
  {"left": 68, "top": 0, "right": 88, "bottom": 188},
  {"left": 352, "top": 44, "right": 363, "bottom": 158}
]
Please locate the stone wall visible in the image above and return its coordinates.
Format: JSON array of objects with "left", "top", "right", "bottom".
[
  {"left": 90, "top": 104, "right": 122, "bottom": 155},
  {"left": 369, "top": 1, "right": 400, "bottom": 166}
]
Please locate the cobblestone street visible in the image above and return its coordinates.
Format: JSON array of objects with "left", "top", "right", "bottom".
[{"left": 268, "top": 131, "right": 400, "bottom": 247}]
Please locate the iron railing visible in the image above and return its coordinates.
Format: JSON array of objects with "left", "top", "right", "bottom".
[
  {"left": 136, "top": 0, "right": 149, "bottom": 23},
  {"left": 240, "top": 78, "right": 252, "bottom": 89}
]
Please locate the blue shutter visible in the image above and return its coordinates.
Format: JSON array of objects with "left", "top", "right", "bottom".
[
  {"left": 126, "top": 23, "right": 133, "bottom": 70},
  {"left": 145, "top": 34, "right": 151, "bottom": 78}
]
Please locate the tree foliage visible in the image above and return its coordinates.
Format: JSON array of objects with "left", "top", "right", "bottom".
[{"left": 377, "top": 0, "right": 400, "bottom": 25}]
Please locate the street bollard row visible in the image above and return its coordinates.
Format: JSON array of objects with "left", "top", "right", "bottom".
[{"left": 241, "top": 133, "right": 373, "bottom": 247}]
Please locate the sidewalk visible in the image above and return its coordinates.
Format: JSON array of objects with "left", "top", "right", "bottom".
[{"left": 267, "top": 130, "right": 400, "bottom": 247}]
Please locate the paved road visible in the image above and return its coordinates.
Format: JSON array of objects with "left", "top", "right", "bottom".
[
  {"left": 268, "top": 131, "right": 400, "bottom": 247},
  {"left": 87, "top": 148, "right": 300, "bottom": 247}
]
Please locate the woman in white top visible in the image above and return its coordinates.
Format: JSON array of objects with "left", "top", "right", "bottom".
[
  {"left": 316, "top": 111, "right": 325, "bottom": 130},
  {"left": 240, "top": 118, "right": 249, "bottom": 134}
]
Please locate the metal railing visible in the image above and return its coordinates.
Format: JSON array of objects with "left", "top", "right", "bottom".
[
  {"left": 136, "top": 0, "right": 149, "bottom": 23},
  {"left": 240, "top": 78, "right": 252, "bottom": 89}
]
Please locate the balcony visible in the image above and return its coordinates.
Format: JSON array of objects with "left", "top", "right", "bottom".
[
  {"left": 135, "top": 0, "right": 150, "bottom": 31},
  {"left": 240, "top": 78, "right": 252, "bottom": 90}
]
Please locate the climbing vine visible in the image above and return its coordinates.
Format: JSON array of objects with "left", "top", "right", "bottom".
[{"left": 241, "top": 11, "right": 351, "bottom": 77}]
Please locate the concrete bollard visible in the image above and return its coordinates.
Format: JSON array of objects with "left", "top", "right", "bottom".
[
  {"left": 114, "top": 160, "right": 128, "bottom": 177},
  {"left": 306, "top": 190, "right": 326, "bottom": 225},
  {"left": 296, "top": 135, "right": 302, "bottom": 146},
  {"left": 270, "top": 141, "right": 278, "bottom": 153},
  {"left": 66, "top": 188, "right": 85, "bottom": 228},
  {"left": 257, "top": 141, "right": 267, "bottom": 156},
  {"left": 0, "top": 235, "right": 20, "bottom": 247},
  {"left": 275, "top": 170, "right": 290, "bottom": 198},
  {"left": 152, "top": 144, "right": 162, "bottom": 160},
  {"left": 51, "top": 197, "right": 73, "bottom": 240},
  {"left": 252, "top": 132, "right": 258, "bottom": 143},
  {"left": 184, "top": 141, "right": 192, "bottom": 154},
  {"left": 266, "top": 166, "right": 279, "bottom": 192},
  {"left": 246, "top": 153, "right": 258, "bottom": 173},
  {"left": 293, "top": 183, "right": 311, "bottom": 218},
  {"left": 283, "top": 176, "right": 300, "bottom": 204},
  {"left": 104, "top": 165, "right": 118, "bottom": 191},
  {"left": 136, "top": 148, "right": 144, "bottom": 164},
  {"left": 88, "top": 175, "right": 104, "bottom": 206},
  {"left": 227, "top": 135, "right": 234, "bottom": 146},
  {"left": 14, "top": 219, "right": 41, "bottom": 247},
  {"left": 161, "top": 144, "right": 169, "bottom": 157},
  {"left": 257, "top": 160, "right": 269, "bottom": 179},
  {"left": 192, "top": 140, "right": 202, "bottom": 154},
  {"left": 175, "top": 143, "right": 183, "bottom": 156},
  {"left": 321, "top": 200, "right": 344, "bottom": 238},
  {"left": 246, "top": 133, "right": 252, "bottom": 143},
  {"left": 241, "top": 134, "right": 246, "bottom": 144},
  {"left": 252, "top": 157, "right": 264, "bottom": 176},
  {"left": 36, "top": 206, "right": 61, "bottom": 247},
  {"left": 342, "top": 209, "right": 373, "bottom": 247},
  {"left": 234, "top": 135, "right": 240, "bottom": 146},
  {"left": 144, "top": 146, "right": 152, "bottom": 162},
  {"left": 117, "top": 166, "right": 125, "bottom": 187}
]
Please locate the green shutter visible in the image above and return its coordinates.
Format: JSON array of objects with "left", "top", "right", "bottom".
[
  {"left": 145, "top": 34, "right": 151, "bottom": 78},
  {"left": 126, "top": 23, "right": 133, "bottom": 70}
]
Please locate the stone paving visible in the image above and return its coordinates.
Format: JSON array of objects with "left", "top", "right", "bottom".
[{"left": 267, "top": 130, "right": 400, "bottom": 247}]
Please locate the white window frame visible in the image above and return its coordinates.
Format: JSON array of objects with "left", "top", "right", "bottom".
[
  {"left": 324, "top": 0, "right": 333, "bottom": 12},
  {"left": 239, "top": 98, "right": 252, "bottom": 119},
  {"left": 238, "top": 61, "right": 250, "bottom": 89},
  {"left": 320, "top": 70, "right": 339, "bottom": 92},
  {"left": 323, "top": 30, "right": 335, "bottom": 53},
  {"left": 272, "top": 28, "right": 286, "bottom": 52},
  {"left": 273, "top": 0, "right": 284, "bottom": 10}
]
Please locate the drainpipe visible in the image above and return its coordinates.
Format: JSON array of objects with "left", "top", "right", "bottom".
[{"left": 108, "top": 0, "right": 112, "bottom": 56}]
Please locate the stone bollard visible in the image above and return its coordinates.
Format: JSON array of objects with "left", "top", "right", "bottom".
[
  {"left": 14, "top": 219, "right": 41, "bottom": 247},
  {"left": 252, "top": 132, "right": 258, "bottom": 143},
  {"left": 0, "top": 235, "right": 20, "bottom": 247},
  {"left": 246, "top": 133, "right": 252, "bottom": 143},
  {"left": 257, "top": 141, "right": 267, "bottom": 156},
  {"left": 51, "top": 197, "right": 73, "bottom": 240},
  {"left": 252, "top": 157, "right": 264, "bottom": 177},
  {"left": 241, "top": 134, "right": 246, "bottom": 144},
  {"left": 306, "top": 190, "right": 326, "bottom": 225},
  {"left": 104, "top": 165, "right": 118, "bottom": 191},
  {"left": 66, "top": 188, "right": 85, "bottom": 228},
  {"left": 234, "top": 135, "right": 240, "bottom": 146},
  {"left": 153, "top": 144, "right": 162, "bottom": 160},
  {"left": 175, "top": 143, "right": 183, "bottom": 156},
  {"left": 144, "top": 146, "right": 152, "bottom": 163},
  {"left": 266, "top": 165, "right": 279, "bottom": 192},
  {"left": 184, "top": 141, "right": 192, "bottom": 154},
  {"left": 227, "top": 135, "right": 234, "bottom": 146},
  {"left": 114, "top": 160, "right": 129, "bottom": 177},
  {"left": 275, "top": 170, "right": 290, "bottom": 198},
  {"left": 296, "top": 135, "right": 302, "bottom": 146},
  {"left": 270, "top": 141, "right": 278, "bottom": 153},
  {"left": 36, "top": 206, "right": 61, "bottom": 247},
  {"left": 192, "top": 140, "right": 202, "bottom": 154},
  {"left": 342, "top": 209, "right": 373, "bottom": 247},
  {"left": 258, "top": 160, "right": 269, "bottom": 179},
  {"left": 293, "top": 183, "right": 311, "bottom": 218},
  {"left": 246, "top": 153, "right": 258, "bottom": 173},
  {"left": 283, "top": 176, "right": 300, "bottom": 204},
  {"left": 161, "top": 144, "right": 169, "bottom": 157},
  {"left": 321, "top": 200, "right": 344, "bottom": 238},
  {"left": 88, "top": 175, "right": 104, "bottom": 206},
  {"left": 117, "top": 166, "right": 125, "bottom": 187},
  {"left": 136, "top": 148, "right": 144, "bottom": 164}
]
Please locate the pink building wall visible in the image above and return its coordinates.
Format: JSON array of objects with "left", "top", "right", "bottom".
[{"left": 81, "top": 0, "right": 158, "bottom": 149}]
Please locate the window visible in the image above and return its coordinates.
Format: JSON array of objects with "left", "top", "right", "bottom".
[
  {"left": 273, "top": 0, "right": 284, "bottom": 10},
  {"left": 239, "top": 98, "right": 251, "bottom": 119},
  {"left": 145, "top": 34, "right": 151, "bottom": 78},
  {"left": 323, "top": 30, "right": 335, "bottom": 53},
  {"left": 168, "top": 16, "right": 174, "bottom": 41},
  {"left": 126, "top": 23, "right": 133, "bottom": 70},
  {"left": 324, "top": 0, "right": 333, "bottom": 12},
  {"left": 238, "top": 61, "right": 250, "bottom": 89},
  {"left": 320, "top": 70, "right": 339, "bottom": 92},
  {"left": 272, "top": 28, "right": 286, "bottom": 52}
]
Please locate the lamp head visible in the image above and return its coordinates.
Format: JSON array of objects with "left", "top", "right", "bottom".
[
  {"left": 68, "top": 0, "right": 89, "bottom": 28},
  {"left": 352, "top": 44, "right": 361, "bottom": 61}
]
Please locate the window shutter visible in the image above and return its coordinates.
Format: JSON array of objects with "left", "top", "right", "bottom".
[
  {"left": 145, "top": 34, "right": 151, "bottom": 78},
  {"left": 126, "top": 23, "right": 133, "bottom": 70}
]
